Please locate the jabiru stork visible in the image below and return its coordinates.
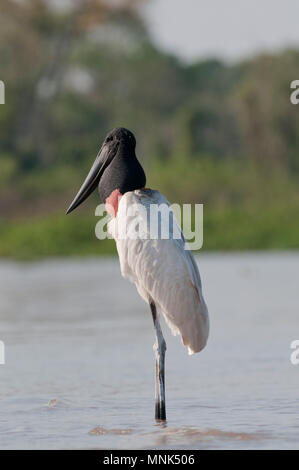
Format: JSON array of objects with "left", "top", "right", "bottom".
[{"left": 66, "top": 127, "right": 209, "bottom": 421}]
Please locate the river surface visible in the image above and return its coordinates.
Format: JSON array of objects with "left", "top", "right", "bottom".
[{"left": 0, "top": 253, "right": 298, "bottom": 449}]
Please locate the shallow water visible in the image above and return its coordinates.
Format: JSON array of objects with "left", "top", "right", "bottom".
[{"left": 0, "top": 253, "right": 298, "bottom": 449}]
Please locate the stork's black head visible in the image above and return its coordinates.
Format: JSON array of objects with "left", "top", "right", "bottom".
[
  {"left": 66, "top": 128, "right": 145, "bottom": 214},
  {"left": 105, "top": 127, "right": 136, "bottom": 149}
]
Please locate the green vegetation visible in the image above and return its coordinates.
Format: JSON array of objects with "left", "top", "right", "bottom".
[
  {"left": 0, "top": 213, "right": 115, "bottom": 260},
  {"left": 1, "top": 158, "right": 298, "bottom": 259},
  {"left": 0, "top": 0, "right": 298, "bottom": 259}
]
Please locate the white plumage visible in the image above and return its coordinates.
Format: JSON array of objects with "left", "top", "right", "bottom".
[{"left": 108, "top": 189, "right": 209, "bottom": 355}]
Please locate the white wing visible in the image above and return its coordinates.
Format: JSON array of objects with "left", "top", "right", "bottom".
[{"left": 108, "top": 189, "right": 209, "bottom": 355}]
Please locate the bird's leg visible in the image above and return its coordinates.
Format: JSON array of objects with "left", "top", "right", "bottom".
[{"left": 150, "top": 301, "right": 167, "bottom": 421}]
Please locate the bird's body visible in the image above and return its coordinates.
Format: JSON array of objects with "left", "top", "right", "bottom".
[
  {"left": 108, "top": 189, "right": 209, "bottom": 355},
  {"left": 66, "top": 127, "right": 209, "bottom": 421}
]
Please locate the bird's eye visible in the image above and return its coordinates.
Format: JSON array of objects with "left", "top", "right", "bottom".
[{"left": 106, "top": 136, "right": 113, "bottom": 143}]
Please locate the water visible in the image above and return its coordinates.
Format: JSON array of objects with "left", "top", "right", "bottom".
[{"left": 0, "top": 253, "right": 298, "bottom": 449}]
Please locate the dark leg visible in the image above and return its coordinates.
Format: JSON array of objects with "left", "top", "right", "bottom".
[{"left": 150, "top": 301, "right": 167, "bottom": 421}]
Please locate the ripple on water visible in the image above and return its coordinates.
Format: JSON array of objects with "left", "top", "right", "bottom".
[
  {"left": 88, "top": 424, "right": 264, "bottom": 449},
  {"left": 89, "top": 426, "right": 134, "bottom": 436},
  {"left": 143, "top": 426, "right": 264, "bottom": 447}
]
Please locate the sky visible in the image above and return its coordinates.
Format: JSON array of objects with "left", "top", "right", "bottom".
[{"left": 144, "top": 0, "right": 299, "bottom": 62}]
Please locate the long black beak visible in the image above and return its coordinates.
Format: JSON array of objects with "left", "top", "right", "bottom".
[{"left": 66, "top": 143, "right": 114, "bottom": 214}]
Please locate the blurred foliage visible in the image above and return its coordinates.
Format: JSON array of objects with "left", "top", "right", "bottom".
[{"left": 0, "top": 0, "right": 298, "bottom": 258}]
